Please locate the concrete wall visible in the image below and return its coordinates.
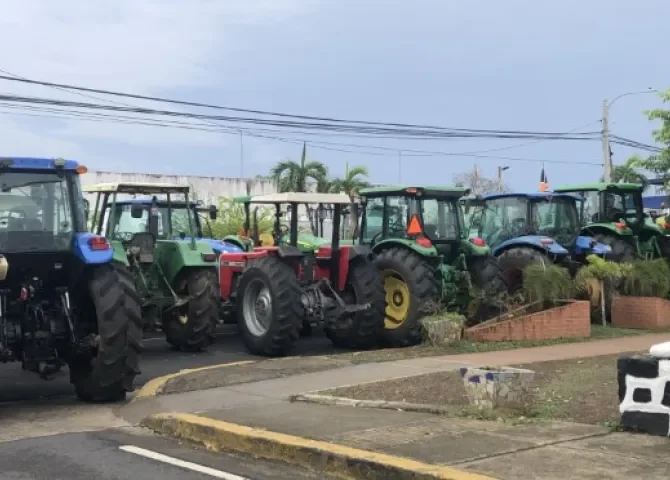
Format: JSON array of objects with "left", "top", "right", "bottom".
[{"left": 82, "top": 171, "right": 278, "bottom": 205}]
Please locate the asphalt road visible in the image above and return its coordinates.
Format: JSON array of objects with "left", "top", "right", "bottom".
[
  {"left": 0, "top": 325, "right": 340, "bottom": 403},
  {"left": 0, "top": 426, "right": 325, "bottom": 479}
]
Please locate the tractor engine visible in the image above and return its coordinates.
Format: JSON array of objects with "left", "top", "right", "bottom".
[{"left": 0, "top": 275, "right": 72, "bottom": 377}]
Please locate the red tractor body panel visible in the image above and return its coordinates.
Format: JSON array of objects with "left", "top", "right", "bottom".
[
  {"left": 314, "top": 245, "right": 353, "bottom": 291},
  {"left": 219, "top": 249, "right": 269, "bottom": 300}
]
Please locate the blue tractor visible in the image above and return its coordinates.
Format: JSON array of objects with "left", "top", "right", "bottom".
[
  {"left": 467, "top": 192, "right": 611, "bottom": 291},
  {"left": 108, "top": 199, "right": 243, "bottom": 255},
  {"left": 0, "top": 157, "right": 142, "bottom": 402}
]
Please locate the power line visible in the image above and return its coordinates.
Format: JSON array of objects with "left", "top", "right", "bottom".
[
  {"left": 0, "top": 103, "right": 604, "bottom": 166},
  {"left": 0, "top": 72, "right": 605, "bottom": 138}
]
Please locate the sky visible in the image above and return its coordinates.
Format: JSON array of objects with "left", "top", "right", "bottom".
[{"left": 0, "top": 0, "right": 667, "bottom": 190}]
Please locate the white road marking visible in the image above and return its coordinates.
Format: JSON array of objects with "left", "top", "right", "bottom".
[{"left": 119, "top": 445, "right": 250, "bottom": 479}]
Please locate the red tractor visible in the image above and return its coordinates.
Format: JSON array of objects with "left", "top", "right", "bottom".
[{"left": 219, "top": 192, "right": 385, "bottom": 357}]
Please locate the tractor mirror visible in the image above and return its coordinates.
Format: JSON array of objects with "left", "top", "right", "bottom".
[
  {"left": 208, "top": 205, "right": 218, "bottom": 220},
  {"left": 130, "top": 204, "right": 145, "bottom": 219}
]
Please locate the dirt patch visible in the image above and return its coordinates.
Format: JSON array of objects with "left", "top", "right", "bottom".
[{"left": 323, "top": 353, "right": 638, "bottom": 425}]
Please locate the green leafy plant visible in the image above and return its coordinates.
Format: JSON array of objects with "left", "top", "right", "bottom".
[
  {"left": 209, "top": 197, "right": 275, "bottom": 238},
  {"left": 620, "top": 259, "right": 670, "bottom": 298},
  {"left": 522, "top": 263, "right": 575, "bottom": 308},
  {"left": 573, "top": 255, "right": 628, "bottom": 325}
]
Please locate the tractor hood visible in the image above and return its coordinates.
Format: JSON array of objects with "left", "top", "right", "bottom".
[
  {"left": 281, "top": 233, "right": 330, "bottom": 252},
  {"left": 179, "top": 236, "right": 243, "bottom": 254}
]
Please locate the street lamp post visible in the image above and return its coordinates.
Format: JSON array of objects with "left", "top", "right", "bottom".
[
  {"left": 497, "top": 165, "right": 510, "bottom": 192},
  {"left": 602, "top": 88, "right": 657, "bottom": 182}
]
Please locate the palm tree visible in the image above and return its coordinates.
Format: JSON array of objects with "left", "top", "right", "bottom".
[
  {"left": 269, "top": 142, "right": 329, "bottom": 192},
  {"left": 329, "top": 163, "right": 371, "bottom": 239},
  {"left": 602, "top": 155, "right": 648, "bottom": 184}
]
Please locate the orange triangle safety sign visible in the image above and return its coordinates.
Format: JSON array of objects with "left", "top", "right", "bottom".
[{"left": 407, "top": 214, "right": 422, "bottom": 236}]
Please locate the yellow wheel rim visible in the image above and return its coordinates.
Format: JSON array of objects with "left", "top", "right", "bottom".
[{"left": 382, "top": 269, "right": 410, "bottom": 329}]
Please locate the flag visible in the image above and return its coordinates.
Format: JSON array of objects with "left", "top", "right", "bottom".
[{"left": 539, "top": 165, "right": 548, "bottom": 192}]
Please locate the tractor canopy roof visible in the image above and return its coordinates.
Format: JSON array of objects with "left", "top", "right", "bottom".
[
  {"left": 232, "top": 195, "right": 251, "bottom": 203},
  {"left": 0, "top": 156, "right": 84, "bottom": 171},
  {"left": 481, "top": 192, "right": 584, "bottom": 201},
  {"left": 246, "top": 191, "right": 352, "bottom": 205},
  {"left": 553, "top": 182, "right": 643, "bottom": 193},
  {"left": 82, "top": 182, "right": 190, "bottom": 195},
  {"left": 114, "top": 199, "right": 199, "bottom": 207},
  {"left": 359, "top": 185, "right": 470, "bottom": 198}
]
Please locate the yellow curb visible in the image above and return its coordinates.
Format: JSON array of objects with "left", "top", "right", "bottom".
[
  {"left": 133, "top": 360, "right": 256, "bottom": 400},
  {"left": 142, "top": 412, "right": 497, "bottom": 480}
]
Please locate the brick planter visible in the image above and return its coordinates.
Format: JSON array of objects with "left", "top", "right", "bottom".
[
  {"left": 465, "top": 300, "right": 591, "bottom": 342},
  {"left": 611, "top": 296, "right": 670, "bottom": 330}
]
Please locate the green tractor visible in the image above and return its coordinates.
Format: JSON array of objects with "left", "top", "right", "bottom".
[
  {"left": 553, "top": 182, "right": 670, "bottom": 262},
  {"left": 357, "top": 185, "right": 508, "bottom": 347},
  {"left": 83, "top": 182, "right": 220, "bottom": 351},
  {"left": 222, "top": 194, "right": 332, "bottom": 253}
]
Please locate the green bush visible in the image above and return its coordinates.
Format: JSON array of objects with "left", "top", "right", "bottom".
[
  {"left": 522, "top": 262, "right": 575, "bottom": 306},
  {"left": 209, "top": 197, "right": 275, "bottom": 238},
  {"left": 620, "top": 259, "right": 670, "bottom": 298}
]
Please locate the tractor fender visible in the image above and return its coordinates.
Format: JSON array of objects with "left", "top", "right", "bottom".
[
  {"left": 277, "top": 245, "right": 304, "bottom": 259},
  {"left": 156, "top": 240, "right": 219, "bottom": 285},
  {"left": 181, "top": 236, "right": 243, "bottom": 255},
  {"left": 460, "top": 238, "right": 491, "bottom": 257},
  {"left": 73, "top": 233, "right": 114, "bottom": 264},
  {"left": 574, "top": 235, "right": 612, "bottom": 255},
  {"left": 223, "top": 234, "right": 251, "bottom": 251},
  {"left": 370, "top": 238, "right": 438, "bottom": 257},
  {"left": 582, "top": 223, "right": 633, "bottom": 238},
  {"left": 346, "top": 244, "right": 374, "bottom": 263},
  {"left": 492, "top": 235, "right": 568, "bottom": 257}
]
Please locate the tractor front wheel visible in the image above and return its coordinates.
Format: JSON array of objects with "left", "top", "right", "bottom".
[
  {"left": 496, "top": 247, "right": 548, "bottom": 293},
  {"left": 325, "top": 257, "right": 385, "bottom": 349},
  {"left": 163, "top": 269, "right": 219, "bottom": 352},
  {"left": 594, "top": 234, "right": 636, "bottom": 263},
  {"left": 237, "top": 256, "right": 302, "bottom": 356},
  {"left": 70, "top": 262, "right": 143, "bottom": 403},
  {"left": 374, "top": 247, "right": 439, "bottom": 348},
  {"left": 466, "top": 256, "right": 508, "bottom": 326}
]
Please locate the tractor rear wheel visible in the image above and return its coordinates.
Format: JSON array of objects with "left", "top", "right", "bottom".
[
  {"left": 374, "top": 247, "right": 439, "bottom": 348},
  {"left": 466, "top": 256, "right": 508, "bottom": 326},
  {"left": 163, "top": 269, "right": 219, "bottom": 352},
  {"left": 237, "top": 256, "right": 302, "bottom": 356},
  {"left": 496, "top": 247, "right": 548, "bottom": 293},
  {"left": 594, "top": 234, "right": 636, "bottom": 263},
  {"left": 70, "top": 262, "right": 143, "bottom": 403},
  {"left": 325, "top": 256, "right": 385, "bottom": 349}
]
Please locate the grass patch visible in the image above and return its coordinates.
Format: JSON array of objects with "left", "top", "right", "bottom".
[
  {"left": 322, "top": 353, "right": 636, "bottom": 426},
  {"left": 333, "top": 325, "right": 664, "bottom": 365}
]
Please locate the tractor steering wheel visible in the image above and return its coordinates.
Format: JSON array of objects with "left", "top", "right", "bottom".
[
  {"left": 370, "top": 222, "right": 405, "bottom": 244},
  {"left": 279, "top": 224, "right": 290, "bottom": 235},
  {"left": 115, "top": 231, "right": 137, "bottom": 242}
]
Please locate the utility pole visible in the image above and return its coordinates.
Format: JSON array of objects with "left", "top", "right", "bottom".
[
  {"left": 239, "top": 131, "right": 245, "bottom": 178},
  {"left": 602, "top": 100, "right": 612, "bottom": 182}
]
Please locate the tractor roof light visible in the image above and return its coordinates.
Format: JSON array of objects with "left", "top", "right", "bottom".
[
  {"left": 53, "top": 158, "right": 66, "bottom": 168},
  {"left": 76, "top": 165, "right": 88, "bottom": 174},
  {"left": 469, "top": 237, "right": 486, "bottom": 247},
  {"left": 405, "top": 188, "right": 417, "bottom": 194}
]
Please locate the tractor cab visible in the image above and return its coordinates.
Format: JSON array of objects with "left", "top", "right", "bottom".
[
  {"left": 83, "top": 182, "right": 221, "bottom": 351},
  {"left": 460, "top": 195, "right": 486, "bottom": 239},
  {"left": 218, "top": 191, "right": 384, "bottom": 357},
  {"left": 554, "top": 182, "right": 668, "bottom": 261},
  {"left": 226, "top": 194, "right": 331, "bottom": 253},
  {"left": 358, "top": 185, "right": 476, "bottom": 261}
]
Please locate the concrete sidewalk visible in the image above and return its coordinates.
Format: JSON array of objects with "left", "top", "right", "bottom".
[
  {"left": 143, "top": 402, "right": 670, "bottom": 480},
  {"left": 131, "top": 333, "right": 670, "bottom": 479}
]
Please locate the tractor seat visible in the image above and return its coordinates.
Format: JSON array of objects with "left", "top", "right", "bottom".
[{"left": 127, "top": 232, "right": 156, "bottom": 263}]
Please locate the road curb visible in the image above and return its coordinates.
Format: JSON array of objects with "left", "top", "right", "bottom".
[
  {"left": 133, "top": 360, "right": 256, "bottom": 400},
  {"left": 142, "top": 412, "right": 497, "bottom": 480}
]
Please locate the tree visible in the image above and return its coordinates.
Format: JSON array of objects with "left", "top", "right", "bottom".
[
  {"left": 269, "top": 142, "right": 329, "bottom": 192},
  {"left": 632, "top": 88, "right": 670, "bottom": 190},
  {"left": 453, "top": 165, "right": 507, "bottom": 194},
  {"left": 209, "top": 197, "right": 275, "bottom": 238},
  {"left": 329, "top": 163, "right": 371, "bottom": 238},
  {"left": 609, "top": 155, "right": 648, "bottom": 184}
]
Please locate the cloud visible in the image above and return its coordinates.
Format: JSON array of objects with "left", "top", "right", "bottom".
[{"left": 0, "top": 0, "right": 316, "bottom": 161}]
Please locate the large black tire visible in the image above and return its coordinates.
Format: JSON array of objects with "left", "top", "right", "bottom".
[
  {"left": 325, "top": 256, "right": 385, "bottom": 349},
  {"left": 163, "top": 269, "right": 219, "bottom": 352},
  {"left": 496, "top": 247, "right": 548, "bottom": 293},
  {"left": 374, "top": 247, "right": 439, "bottom": 348},
  {"left": 594, "top": 234, "right": 636, "bottom": 263},
  {"left": 70, "top": 262, "right": 143, "bottom": 403},
  {"left": 237, "top": 256, "right": 302, "bottom": 356},
  {"left": 466, "top": 256, "right": 508, "bottom": 326}
]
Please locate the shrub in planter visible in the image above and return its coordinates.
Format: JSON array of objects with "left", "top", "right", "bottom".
[
  {"left": 574, "top": 254, "right": 627, "bottom": 324},
  {"left": 611, "top": 259, "right": 670, "bottom": 329},
  {"left": 420, "top": 312, "right": 465, "bottom": 346},
  {"left": 522, "top": 262, "right": 575, "bottom": 310}
]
